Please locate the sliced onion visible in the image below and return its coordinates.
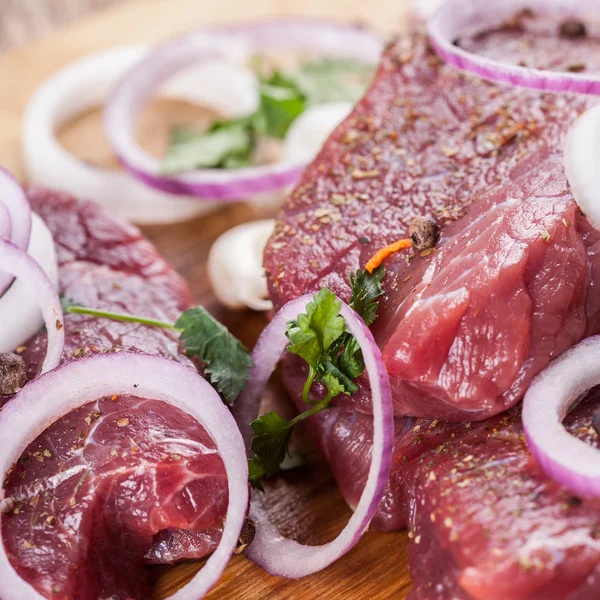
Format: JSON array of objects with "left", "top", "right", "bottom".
[
  {"left": 523, "top": 337, "right": 600, "bottom": 498},
  {"left": 0, "top": 201, "right": 10, "bottom": 240},
  {"left": 564, "top": 105, "right": 600, "bottom": 230},
  {"left": 0, "top": 169, "right": 31, "bottom": 295},
  {"left": 0, "top": 353, "right": 248, "bottom": 599},
  {"left": 428, "top": 0, "right": 600, "bottom": 95},
  {"left": 0, "top": 214, "right": 59, "bottom": 357},
  {"left": 105, "top": 20, "right": 383, "bottom": 200},
  {"left": 22, "top": 46, "right": 256, "bottom": 225},
  {"left": 233, "top": 293, "right": 393, "bottom": 577},
  {"left": 281, "top": 102, "right": 353, "bottom": 165},
  {"left": 0, "top": 231, "right": 63, "bottom": 373},
  {"left": 208, "top": 219, "right": 274, "bottom": 311}
]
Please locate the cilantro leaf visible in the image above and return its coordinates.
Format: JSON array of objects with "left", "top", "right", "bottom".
[
  {"left": 288, "top": 57, "right": 374, "bottom": 105},
  {"left": 161, "top": 121, "right": 253, "bottom": 175},
  {"left": 254, "top": 83, "right": 306, "bottom": 139},
  {"left": 286, "top": 288, "right": 346, "bottom": 369},
  {"left": 320, "top": 363, "right": 353, "bottom": 396},
  {"left": 338, "top": 336, "right": 364, "bottom": 382},
  {"left": 176, "top": 307, "right": 253, "bottom": 404},
  {"left": 349, "top": 265, "right": 386, "bottom": 326},
  {"left": 248, "top": 411, "right": 294, "bottom": 487}
]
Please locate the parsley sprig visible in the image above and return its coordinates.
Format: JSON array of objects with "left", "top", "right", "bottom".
[
  {"left": 65, "top": 304, "right": 252, "bottom": 405},
  {"left": 161, "top": 57, "right": 373, "bottom": 175},
  {"left": 249, "top": 266, "right": 385, "bottom": 487}
]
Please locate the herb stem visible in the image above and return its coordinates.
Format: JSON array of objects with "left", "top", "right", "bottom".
[
  {"left": 67, "top": 306, "right": 181, "bottom": 332},
  {"left": 290, "top": 398, "right": 331, "bottom": 427},
  {"left": 302, "top": 365, "right": 317, "bottom": 405}
]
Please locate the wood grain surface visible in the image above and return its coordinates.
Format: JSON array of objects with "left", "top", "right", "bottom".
[
  {"left": 0, "top": 0, "right": 413, "bottom": 597},
  {"left": 0, "top": 0, "right": 120, "bottom": 51}
]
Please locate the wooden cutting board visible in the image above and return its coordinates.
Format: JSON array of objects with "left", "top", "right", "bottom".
[{"left": 0, "top": 0, "right": 413, "bottom": 597}]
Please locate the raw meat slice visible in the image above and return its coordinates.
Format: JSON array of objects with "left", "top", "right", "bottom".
[
  {"left": 2, "top": 189, "right": 227, "bottom": 600},
  {"left": 289, "top": 369, "right": 600, "bottom": 600},
  {"left": 264, "top": 34, "right": 600, "bottom": 421}
]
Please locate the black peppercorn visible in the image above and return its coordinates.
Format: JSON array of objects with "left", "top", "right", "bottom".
[
  {"left": 408, "top": 217, "right": 441, "bottom": 252},
  {"left": 559, "top": 20, "right": 587, "bottom": 40},
  {"left": 0, "top": 352, "right": 27, "bottom": 396}
]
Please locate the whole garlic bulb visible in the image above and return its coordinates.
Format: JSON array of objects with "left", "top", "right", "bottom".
[{"left": 208, "top": 219, "right": 275, "bottom": 311}]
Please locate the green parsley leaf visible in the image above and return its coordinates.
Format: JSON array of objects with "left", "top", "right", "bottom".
[
  {"left": 349, "top": 265, "right": 386, "bottom": 326},
  {"left": 338, "top": 336, "right": 364, "bottom": 382},
  {"left": 286, "top": 288, "right": 346, "bottom": 369},
  {"left": 176, "top": 307, "right": 253, "bottom": 404},
  {"left": 161, "top": 121, "right": 253, "bottom": 175},
  {"left": 255, "top": 83, "right": 306, "bottom": 139},
  {"left": 248, "top": 411, "right": 294, "bottom": 487},
  {"left": 288, "top": 57, "right": 374, "bottom": 105},
  {"left": 320, "top": 364, "right": 352, "bottom": 397}
]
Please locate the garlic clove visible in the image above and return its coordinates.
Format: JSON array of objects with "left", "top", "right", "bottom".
[
  {"left": 208, "top": 219, "right": 275, "bottom": 311},
  {"left": 282, "top": 102, "right": 353, "bottom": 165}
]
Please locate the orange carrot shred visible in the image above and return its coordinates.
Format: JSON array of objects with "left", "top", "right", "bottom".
[{"left": 365, "top": 238, "right": 413, "bottom": 273}]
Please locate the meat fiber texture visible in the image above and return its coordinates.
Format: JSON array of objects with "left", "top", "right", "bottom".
[
  {"left": 2, "top": 189, "right": 227, "bottom": 600},
  {"left": 265, "top": 30, "right": 600, "bottom": 600}
]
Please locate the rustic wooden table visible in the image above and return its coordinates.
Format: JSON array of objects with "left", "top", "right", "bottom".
[{"left": 0, "top": 0, "right": 413, "bottom": 597}]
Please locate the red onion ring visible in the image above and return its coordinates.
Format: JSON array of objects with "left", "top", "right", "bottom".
[
  {"left": 523, "top": 337, "right": 600, "bottom": 498},
  {"left": 104, "top": 20, "right": 383, "bottom": 200},
  {"left": 428, "top": 0, "right": 600, "bottom": 95},
  {"left": 0, "top": 169, "right": 32, "bottom": 295},
  {"left": 0, "top": 236, "right": 63, "bottom": 373},
  {"left": 0, "top": 353, "right": 248, "bottom": 599},
  {"left": 233, "top": 293, "right": 394, "bottom": 577}
]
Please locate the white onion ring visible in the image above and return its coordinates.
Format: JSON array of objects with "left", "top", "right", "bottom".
[
  {"left": 0, "top": 214, "right": 59, "bottom": 357},
  {"left": 564, "top": 104, "right": 600, "bottom": 230},
  {"left": 0, "top": 201, "right": 10, "bottom": 240},
  {"left": 523, "top": 337, "right": 600, "bottom": 498},
  {"left": 22, "top": 46, "right": 256, "bottom": 225},
  {"left": 0, "top": 169, "right": 31, "bottom": 295},
  {"left": 208, "top": 219, "right": 274, "bottom": 311},
  {"left": 428, "top": 0, "right": 600, "bottom": 95},
  {"left": 0, "top": 231, "right": 63, "bottom": 373},
  {"left": 105, "top": 20, "right": 383, "bottom": 199},
  {"left": 233, "top": 293, "right": 393, "bottom": 577},
  {"left": 0, "top": 352, "right": 248, "bottom": 599}
]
